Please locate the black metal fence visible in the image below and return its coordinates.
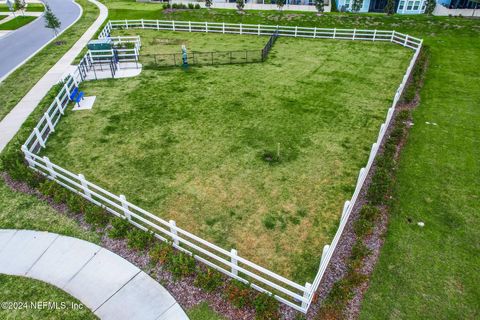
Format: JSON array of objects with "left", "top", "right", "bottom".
[
  {"left": 141, "top": 50, "right": 263, "bottom": 69},
  {"left": 141, "top": 31, "right": 279, "bottom": 69},
  {"left": 262, "top": 30, "right": 279, "bottom": 61}
]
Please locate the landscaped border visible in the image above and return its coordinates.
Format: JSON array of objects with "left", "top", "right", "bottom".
[{"left": 20, "top": 20, "right": 422, "bottom": 313}]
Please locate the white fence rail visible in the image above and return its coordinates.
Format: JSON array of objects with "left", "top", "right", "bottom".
[{"left": 22, "top": 20, "right": 422, "bottom": 313}]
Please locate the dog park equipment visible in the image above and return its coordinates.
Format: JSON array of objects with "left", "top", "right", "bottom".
[
  {"left": 69, "top": 87, "right": 84, "bottom": 107},
  {"left": 181, "top": 45, "right": 188, "bottom": 66},
  {"left": 87, "top": 39, "right": 112, "bottom": 51}
]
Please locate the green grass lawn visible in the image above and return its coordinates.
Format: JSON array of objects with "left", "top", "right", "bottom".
[
  {"left": 26, "top": 3, "right": 44, "bottom": 12},
  {"left": 0, "top": 275, "right": 97, "bottom": 320},
  {"left": 0, "top": 5, "right": 10, "bottom": 12},
  {"left": 0, "top": 16, "right": 36, "bottom": 30},
  {"left": 0, "top": 0, "right": 99, "bottom": 121},
  {"left": 0, "top": 0, "right": 478, "bottom": 317},
  {"left": 187, "top": 303, "right": 226, "bottom": 320},
  {"left": 41, "top": 30, "right": 411, "bottom": 281}
]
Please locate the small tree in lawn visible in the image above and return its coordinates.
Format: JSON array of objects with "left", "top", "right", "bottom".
[
  {"left": 384, "top": 0, "right": 396, "bottom": 15},
  {"left": 14, "top": 0, "right": 26, "bottom": 16},
  {"left": 314, "top": 0, "right": 325, "bottom": 14},
  {"left": 205, "top": 0, "right": 213, "bottom": 9},
  {"left": 236, "top": 0, "right": 245, "bottom": 11},
  {"left": 424, "top": 0, "right": 436, "bottom": 14},
  {"left": 351, "top": 0, "right": 363, "bottom": 12},
  {"left": 277, "top": 0, "right": 285, "bottom": 10},
  {"left": 44, "top": 4, "right": 61, "bottom": 36}
]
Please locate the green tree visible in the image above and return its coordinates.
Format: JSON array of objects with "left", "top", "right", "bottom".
[
  {"left": 236, "top": 0, "right": 245, "bottom": 11},
  {"left": 315, "top": 0, "right": 325, "bottom": 13},
  {"left": 351, "top": 0, "right": 363, "bottom": 12},
  {"left": 14, "top": 0, "right": 25, "bottom": 16},
  {"left": 424, "top": 0, "right": 436, "bottom": 14},
  {"left": 277, "top": 0, "right": 286, "bottom": 9},
  {"left": 384, "top": 0, "right": 396, "bottom": 14},
  {"left": 205, "top": 0, "right": 213, "bottom": 9},
  {"left": 44, "top": 4, "right": 61, "bottom": 36}
]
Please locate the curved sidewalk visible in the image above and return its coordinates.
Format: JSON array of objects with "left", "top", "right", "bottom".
[
  {"left": 0, "top": 229, "right": 189, "bottom": 320},
  {"left": 0, "top": 0, "right": 82, "bottom": 81},
  {"left": 0, "top": 0, "right": 107, "bottom": 152}
]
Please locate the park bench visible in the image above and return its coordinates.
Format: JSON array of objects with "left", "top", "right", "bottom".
[{"left": 69, "top": 87, "right": 84, "bottom": 106}]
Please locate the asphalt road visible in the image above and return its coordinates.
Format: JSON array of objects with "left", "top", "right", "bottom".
[{"left": 0, "top": 0, "right": 82, "bottom": 80}]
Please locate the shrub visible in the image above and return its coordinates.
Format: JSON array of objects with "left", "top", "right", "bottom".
[
  {"left": 172, "top": 3, "right": 178, "bottom": 9},
  {"left": 149, "top": 241, "right": 174, "bottom": 264},
  {"left": 349, "top": 240, "right": 371, "bottom": 270},
  {"left": 253, "top": 292, "right": 280, "bottom": 320},
  {"left": 188, "top": 3, "right": 194, "bottom": 9},
  {"left": 359, "top": 205, "right": 380, "bottom": 223},
  {"left": 366, "top": 167, "right": 392, "bottom": 205},
  {"left": 1, "top": 145, "right": 43, "bottom": 187},
  {"left": 84, "top": 204, "right": 110, "bottom": 227},
  {"left": 165, "top": 251, "right": 196, "bottom": 279},
  {"left": 194, "top": 266, "right": 223, "bottom": 292},
  {"left": 127, "top": 229, "right": 156, "bottom": 250},
  {"left": 195, "top": 3, "right": 201, "bottom": 9},
  {"left": 225, "top": 280, "right": 252, "bottom": 308},
  {"left": 65, "top": 193, "right": 88, "bottom": 214},
  {"left": 108, "top": 217, "right": 132, "bottom": 239},
  {"left": 354, "top": 216, "right": 374, "bottom": 238}
]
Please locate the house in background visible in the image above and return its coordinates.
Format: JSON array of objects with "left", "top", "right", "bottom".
[
  {"left": 335, "top": 0, "right": 427, "bottom": 14},
  {"left": 334, "top": 0, "right": 478, "bottom": 13}
]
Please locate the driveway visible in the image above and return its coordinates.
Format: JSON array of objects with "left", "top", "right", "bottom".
[{"left": 0, "top": 0, "right": 82, "bottom": 81}]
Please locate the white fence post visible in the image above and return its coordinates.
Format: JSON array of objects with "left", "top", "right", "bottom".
[
  {"left": 188, "top": 20, "right": 192, "bottom": 32},
  {"left": 55, "top": 97, "right": 64, "bottom": 115},
  {"left": 295, "top": 26, "right": 298, "bottom": 37},
  {"left": 78, "top": 174, "right": 92, "bottom": 199},
  {"left": 373, "top": 29, "right": 377, "bottom": 41},
  {"left": 21, "top": 145, "right": 35, "bottom": 167},
  {"left": 301, "top": 282, "right": 312, "bottom": 309},
  {"left": 320, "top": 244, "right": 330, "bottom": 266},
  {"left": 141, "top": 18, "right": 144, "bottom": 28},
  {"left": 222, "top": 22, "right": 225, "bottom": 34},
  {"left": 119, "top": 194, "right": 131, "bottom": 220},
  {"left": 43, "top": 156, "right": 56, "bottom": 179},
  {"left": 353, "top": 28, "right": 356, "bottom": 40},
  {"left": 34, "top": 127, "right": 45, "bottom": 148},
  {"left": 333, "top": 28, "right": 336, "bottom": 39},
  {"left": 341, "top": 200, "right": 351, "bottom": 223},
  {"left": 390, "top": 30, "right": 395, "bottom": 42},
  {"left": 231, "top": 249, "right": 238, "bottom": 276},
  {"left": 258, "top": 24, "right": 260, "bottom": 36},
  {"left": 313, "top": 27, "right": 317, "bottom": 38},
  {"left": 45, "top": 113, "right": 55, "bottom": 133},
  {"left": 240, "top": 23, "right": 242, "bottom": 34},
  {"left": 156, "top": 19, "right": 159, "bottom": 30},
  {"left": 172, "top": 20, "right": 175, "bottom": 31},
  {"left": 205, "top": 21, "right": 208, "bottom": 33},
  {"left": 169, "top": 220, "right": 179, "bottom": 246},
  {"left": 404, "top": 34, "right": 409, "bottom": 47},
  {"left": 125, "top": 19, "right": 128, "bottom": 29},
  {"left": 355, "top": 168, "right": 366, "bottom": 191}
]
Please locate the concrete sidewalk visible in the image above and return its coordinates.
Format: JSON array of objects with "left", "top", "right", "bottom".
[
  {"left": 0, "top": 229, "right": 189, "bottom": 320},
  {"left": 0, "top": 0, "right": 107, "bottom": 152}
]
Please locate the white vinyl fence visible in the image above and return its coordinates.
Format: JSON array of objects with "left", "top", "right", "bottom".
[{"left": 22, "top": 20, "right": 422, "bottom": 313}]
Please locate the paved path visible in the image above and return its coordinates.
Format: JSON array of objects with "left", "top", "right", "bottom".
[
  {"left": 0, "top": 0, "right": 107, "bottom": 152},
  {"left": 0, "top": 230, "right": 189, "bottom": 320},
  {"left": 0, "top": 0, "right": 82, "bottom": 81}
]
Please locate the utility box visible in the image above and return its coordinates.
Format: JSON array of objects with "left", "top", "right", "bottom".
[{"left": 87, "top": 39, "right": 112, "bottom": 51}]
